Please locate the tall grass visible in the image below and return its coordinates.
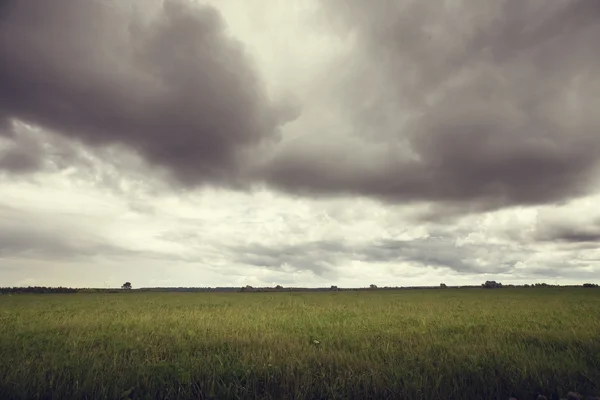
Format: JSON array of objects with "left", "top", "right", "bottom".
[{"left": 1, "top": 288, "right": 599, "bottom": 399}]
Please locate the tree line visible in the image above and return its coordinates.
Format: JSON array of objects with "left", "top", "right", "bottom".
[{"left": 0, "top": 282, "right": 597, "bottom": 294}]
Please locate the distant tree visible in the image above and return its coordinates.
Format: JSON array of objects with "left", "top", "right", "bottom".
[
  {"left": 121, "top": 282, "right": 132, "bottom": 290},
  {"left": 482, "top": 280, "right": 502, "bottom": 289},
  {"left": 583, "top": 283, "right": 599, "bottom": 288},
  {"left": 440, "top": 283, "right": 447, "bottom": 289},
  {"left": 369, "top": 284, "right": 378, "bottom": 289},
  {"left": 275, "top": 285, "right": 283, "bottom": 290},
  {"left": 330, "top": 285, "right": 338, "bottom": 291}
]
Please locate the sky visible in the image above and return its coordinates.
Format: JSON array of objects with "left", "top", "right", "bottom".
[{"left": 1, "top": 0, "right": 600, "bottom": 288}]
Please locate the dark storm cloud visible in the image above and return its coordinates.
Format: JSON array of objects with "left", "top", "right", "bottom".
[
  {"left": 0, "top": 0, "right": 295, "bottom": 187},
  {"left": 2, "top": 0, "right": 600, "bottom": 215},
  {"left": 264, "top": 0, "right": 600, "bottom": 213}
]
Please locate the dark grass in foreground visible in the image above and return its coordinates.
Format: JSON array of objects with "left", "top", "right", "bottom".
[{"left": 1, "top": 289, "right": 599, "bottom": 400}]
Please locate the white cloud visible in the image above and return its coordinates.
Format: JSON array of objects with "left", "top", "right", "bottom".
[{"left": 2, "top": 165, "right": 600, "bottom": 287}]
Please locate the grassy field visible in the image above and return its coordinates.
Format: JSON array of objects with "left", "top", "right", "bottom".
[{"left": 1, "top": 289, "right": 599, "bottom": 400}]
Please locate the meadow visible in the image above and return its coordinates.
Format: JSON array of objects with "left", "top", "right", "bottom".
[{"left": 0, "top": 288, "right": 599, "bottom": 400}]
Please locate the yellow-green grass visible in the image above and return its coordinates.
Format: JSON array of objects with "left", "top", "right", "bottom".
[{"left": 1, "top": 289, "right": 599, "bottom": 399}]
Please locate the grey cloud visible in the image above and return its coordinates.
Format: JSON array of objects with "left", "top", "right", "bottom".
[
  {"left": 229, "top": 237, "right": 525, "bottom": 276},
  {"left": 363, "top": 238, "right": 485, "bottom": 272},
  {"left": 0, "top": 144, "right": 42, "bottom": 175},
  {"left": 363, "top": 238, "right": 521, "bottom": 275},
  {"left": 0, "top": 224, "right": 124, "bottom": 260},
  {"left": 0, "top": 204, "right": 176, "bottom": 261},
  {"left": 528, "top": 268, "right": 600, "bottom": 281},
  {"left": 0, "top": 122, "right": 150, "bottom": 197},
  {"left": 520, "top": 258, "right": 600, "bottom": 280},
  {"left": 0, "top": 0, "right": 295, "bottom": 188},
  {"left": 231, "top": 241, "right": 346, "bottom": 276},
  {"left": 228, "top": 234, "right": 600, "bottom": 280},
  {"left": 535, "top": 218, "right": 600, "bottom": 243},
  {"left": 0, "top": 225, "right": 186, "bottom": 262},
  {"left": 264, "top": 0, "right": 600, "bottom": 214},
  {"left": 545, "top": 230, "right": 600, "bottom": 244},
  {"left": 0, "top": 122, "right": 42, "bottom": 174}
]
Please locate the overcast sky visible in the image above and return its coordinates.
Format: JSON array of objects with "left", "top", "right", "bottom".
[{"left": 1, "top": 0, "right": 599, "bottom": 288}]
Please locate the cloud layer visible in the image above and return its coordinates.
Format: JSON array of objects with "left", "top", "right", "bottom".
[{"left": 2, "top": 0, "right": 600, "bottom": 214}]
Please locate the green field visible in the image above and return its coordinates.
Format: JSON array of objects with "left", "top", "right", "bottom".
[{"left": 1, "top": 289, "right": 599, "bottom": 400}]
